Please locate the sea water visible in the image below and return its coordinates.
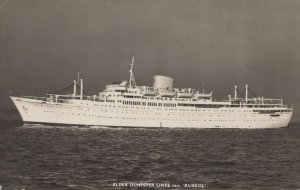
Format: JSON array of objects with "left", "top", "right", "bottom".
[{"left": 0, "top": 120, "right": 299, "bottom": 190}]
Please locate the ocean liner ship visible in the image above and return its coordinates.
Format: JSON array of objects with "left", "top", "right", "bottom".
[{"left": 11, "top": 57, "right": 293, "bottom": 128}]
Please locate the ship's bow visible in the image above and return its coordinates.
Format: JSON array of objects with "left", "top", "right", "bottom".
[{"left": 10, "top": 96, "right": 29, "bottom": 122}]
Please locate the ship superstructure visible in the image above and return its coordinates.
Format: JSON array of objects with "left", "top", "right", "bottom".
[{"left": 11, "top": 57, "right": 293, "bottom": 128}]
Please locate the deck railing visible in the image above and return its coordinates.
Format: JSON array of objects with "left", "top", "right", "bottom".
[{"left": 21, "top": 96, "right": 47, "bottom": 101}]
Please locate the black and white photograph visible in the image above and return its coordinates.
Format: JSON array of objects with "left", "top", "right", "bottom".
[{"left": 0, "top": 0, "right": 299, "bottom": 189}]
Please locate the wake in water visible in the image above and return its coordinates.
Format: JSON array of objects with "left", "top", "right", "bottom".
[{"left": 21, "top": 123, "right": 127, "bottom": 130}]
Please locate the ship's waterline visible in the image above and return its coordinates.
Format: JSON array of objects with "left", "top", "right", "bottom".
[{"left": 10, "top": 57, "right": 293, "bottom": 128}]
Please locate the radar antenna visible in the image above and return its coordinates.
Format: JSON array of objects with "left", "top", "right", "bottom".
[{"left": 129, "top": 56, "right": 137, "bottom": 88}]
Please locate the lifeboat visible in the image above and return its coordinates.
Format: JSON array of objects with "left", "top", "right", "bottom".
[
  {"left": 142, "top": 91, "right": 157, "bottom": 96},
  {"left": 140, "top": 86, "right": 157, "bottom": 96},
  {"left": 159, "top": 91, "right": 176, "bottom": 97},
  {"left": 177, "top": 92, "right": 194, "bottom": 98},
  {"left": 177, "top": 88, "right": 194, "bottom": 98},
  {"left": 194, "top": 92, "right": 212, "bottom": 99}
]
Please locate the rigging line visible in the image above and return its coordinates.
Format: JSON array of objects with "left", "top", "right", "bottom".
[
  {"left": 237, "top": 89, "right": 244, "bottom": 98},
  {"left": 48, "top": 83, "right": 74, "bottom": 94},
  {"left": 75, "top": 84, "right": 89, "bottom": 95},
  {"left": 248, "top": 88, "right": 257, "bottom": 98}
]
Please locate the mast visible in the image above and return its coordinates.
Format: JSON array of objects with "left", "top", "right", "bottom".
[
  {"left": 73, "top": 80, "right": 77, "bottom": 97},
  {"left": 80, "top": 79, "right": 83, "bottom": 100},
  {"left": 234, "top": 85, "right": 237, "bottom": 99},
  {"left": 245, "top": 84, "right": 248, "bottom": 103},
  {"left": 129, "top": 56, "right": 136, "bottom": 88},
  {"left": 73, "top": 72, "right": 80, "bottom": 97}
]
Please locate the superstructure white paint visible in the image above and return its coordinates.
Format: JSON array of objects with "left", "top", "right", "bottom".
[{"left": 10, "top": 95, "right": 292, "bottom": 128}]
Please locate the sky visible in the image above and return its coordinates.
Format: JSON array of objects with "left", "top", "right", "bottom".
[{"left": 0, "top": 0, "right": 300, "bottom": 120}]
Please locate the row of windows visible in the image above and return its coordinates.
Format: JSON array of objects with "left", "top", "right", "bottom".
[
  {"left": 253, "top": 110, "right": 292, "bottom": 114},
  {"left": 120, "top": 101, "right": 284, "bottom": 110},
  {"left": 122, "top": 101, "right": 176, "bottom": 107},
  {"left": 123, "top": 96, "right": 198, "bottom": 101},
  {"left": 40, "top": 106, "right": 284, "bottom": 119},
  {"left": 44, "top": 98, "right": 285, "bottom": 110},
  {"left": 179, "top": 103, "right": 221, "bottom": 108},
  {"left": 41, "top": 110, "right": 283, "bottom": 123},
  {"left": 36, "top": 103, "right": 290, "bottom": 116}
]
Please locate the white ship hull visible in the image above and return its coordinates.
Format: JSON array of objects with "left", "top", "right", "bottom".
[{"left": 11, "top": 97, "right": 293, "bottom": 129}]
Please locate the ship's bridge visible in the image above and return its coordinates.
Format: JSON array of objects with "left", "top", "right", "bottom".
[
  {"left": 104, "top": 85, "right": 127, "bottom": 92},
  {"left": 104, "top": 81, "right": 127, "bottom": 93}
]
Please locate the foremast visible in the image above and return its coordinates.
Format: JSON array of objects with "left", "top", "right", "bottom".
[{"left": 129, "top": 56, "right": 137, "bottom": 88}]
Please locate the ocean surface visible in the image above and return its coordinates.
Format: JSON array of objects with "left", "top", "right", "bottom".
[{"left": 0, "top": 119, "right": 299, "bottom": 190}]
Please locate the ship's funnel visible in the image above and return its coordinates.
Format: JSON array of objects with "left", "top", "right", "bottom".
[{"left": 153, "top": 75, "right": 173, "bottom": 91}]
